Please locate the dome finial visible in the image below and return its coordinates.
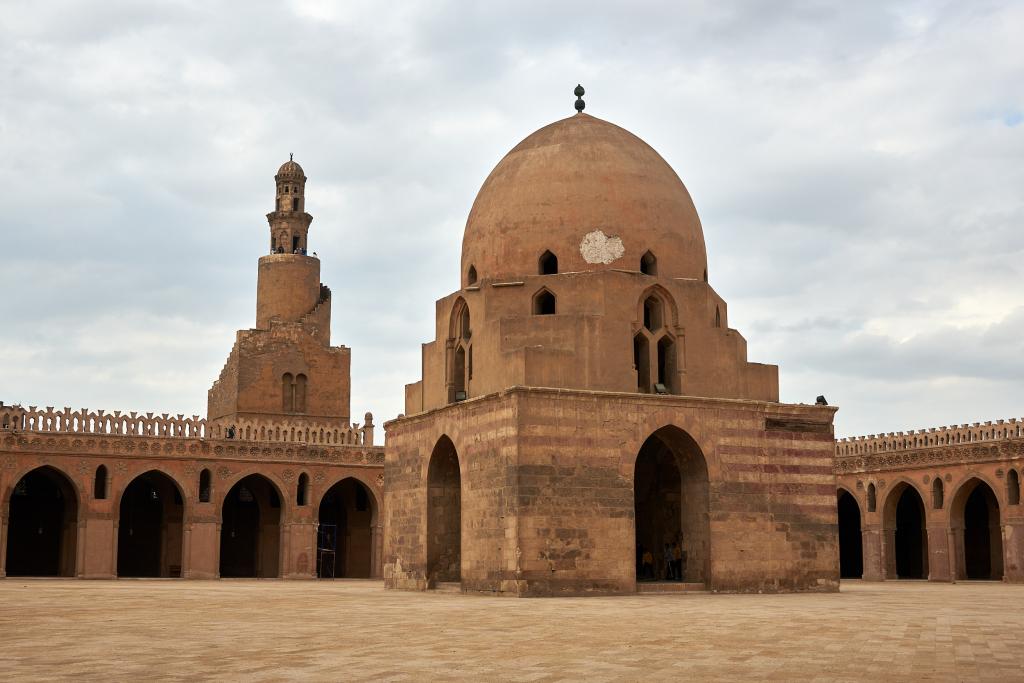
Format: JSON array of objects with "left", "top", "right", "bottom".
[
  {"left": 574, "top": 84, "right": 585, "bottom": 113},
  {"left": 289, "top": 152, "right": 293, "bottom": 161}
]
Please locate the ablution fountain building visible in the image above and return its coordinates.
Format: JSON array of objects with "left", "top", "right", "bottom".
[{"left": 2, "top": 90, "right": 1021, "bottom": 591}]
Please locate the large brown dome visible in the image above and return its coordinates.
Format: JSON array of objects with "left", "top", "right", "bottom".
[{"left": 461, "top": 113, "right": 707, "bottom": 284}]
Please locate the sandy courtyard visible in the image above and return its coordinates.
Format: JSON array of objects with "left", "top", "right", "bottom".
[{"left": 0, "top": 579, "right": 1022, "bottom": 681}]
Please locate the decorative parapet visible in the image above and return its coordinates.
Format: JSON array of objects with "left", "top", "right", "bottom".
[
  {"left": 835, "top": 438, "right": 1024, "bottom": 474},
  {"left": 836, "top": 417, "right": 1023, "bottom": 457},
  {"left": 0, "top": 403, "right": 375, "bottom": 447}
]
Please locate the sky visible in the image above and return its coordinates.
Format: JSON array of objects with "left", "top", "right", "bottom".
[{"left": 0, "top": 0, "right": 1021, "bottom": 439}]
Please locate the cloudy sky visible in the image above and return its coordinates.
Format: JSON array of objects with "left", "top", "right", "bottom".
[{"left": 1, "top": 1, "right": 1021, "bottom": 438}]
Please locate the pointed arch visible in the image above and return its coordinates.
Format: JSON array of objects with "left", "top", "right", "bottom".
[
  {"left": 640, "top": 250, "right": 658, "bottom": 275},
  {"left": 316, "top": 476, "right": 381, "bottom": 578},
  {"left": 882, "top": 480, "right": 928, "bottom": 579},
  {"left": 219, "top": 473, "right": 284, "bottom": 578},
  {"left": 5, "top": 465, "right": 80, "bottom": 577},
  {"left": 116, "top": 470, "right": 186, "bottom": 578},
  {"left": 837, "top": 488, "right": 863, "bottom": 579},
  {"left": 950, "top": 477, "right": 1003, "bottom": 580},
  {"left": 427, "top": 435, "right": 462, "bottom": 585},
  {"left": 538, "top": 250, "right": 558, "bottom": 275},
  {"left": 532, "top": 287, "right": 556, "bottom": 315},
  {"left": 93, "top": 464, "right": 108, "bottom": 500},
  {"left": 466, "top": 264, "right": 477, "bottom": 286}
]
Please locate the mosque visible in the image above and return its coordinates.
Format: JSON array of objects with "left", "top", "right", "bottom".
[{"left": 1, "top": 88, "right": 1021, "bottom": 591}]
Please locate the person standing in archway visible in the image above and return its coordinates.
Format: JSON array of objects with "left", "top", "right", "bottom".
[{"left": 663, "top": 543, "right": 675, "bottom": 580}]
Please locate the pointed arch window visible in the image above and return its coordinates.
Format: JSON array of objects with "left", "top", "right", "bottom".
[
  {"left": 1008, "top": 469, "right": 1021, "bottom": 506},
  {"left": 199, "top": 469, "right": 212, "bottom": 503},
  {"left": 932, "top": 477, "right": 944, "bottom": 509},
  {"left": 533, "top": 288, "right": 556, "bottom": 315},
  {"left": 297, "top": 473, "right": 309, "bottom": 506},
  {"left": 467, "top": 265, "right": 478, "bottom": 286},
  {"left": 539, "top": 250, "right": 558, "bottom": 275},
  {"left": 640, "top": 251, "right": 657, "bottom": 275},
  {"left": 94, "top": 465, "right": 108, "bottom": 500},
  {"left": 867, "top": 483, "right": 877, "bottom": 512}
]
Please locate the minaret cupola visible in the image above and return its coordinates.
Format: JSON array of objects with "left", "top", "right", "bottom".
[{"left": 267, "top": 154, "right": 313, "bottom": 254}]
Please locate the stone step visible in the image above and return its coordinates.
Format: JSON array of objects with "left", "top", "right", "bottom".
[
  {"left": 430, "top": 581, "right": 462, "bottom": 594},
  {"left": 636, "top": 582, "right": 707, "bottom": 594}
]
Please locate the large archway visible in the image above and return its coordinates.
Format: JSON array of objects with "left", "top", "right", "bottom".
[
  {"left": 317, "top": 478, "right": 376, "bottom": 578},
  {"left": 884, "top": 483, "right": 928, "bottom": 579},
  {"left": 953, "top": 479, "right": 1003, "bottom": 580},
  {"left": 633, "top": 426, "right": 709, "bottom": 585},
  {"left": 117, "top": 471, "right": 184, "bottom": 578},
  {"left": 427, "top": 436, "right": 461, "bottom": 585},
  {"left": 837, "top": 489, "right": 863, "bottom": 579},
  {"left": 219, "top": 474, "right": 282, "bottom": 578},
  {"left": 5, "top": 467, "right": 79, "bottom": 577}
]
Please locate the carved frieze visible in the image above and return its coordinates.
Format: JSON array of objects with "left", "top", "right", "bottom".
[{"left": 836, "top": 439, "right": 1024, "bottom": 474}]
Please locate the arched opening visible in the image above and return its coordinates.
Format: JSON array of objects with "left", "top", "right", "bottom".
[
  {"left": 932, "top": 478, "right": 944, "bottom": 509},
  {"left": 453, "top": 346, "right": 467, "bottom": 401},
  {"left": 867, "top": 483, "right": 876, "bottom": 512},
  {"left": 633, "top": 426, "right": 710, "bottom": 586},
  {"left": 199, "top": 469, "right": 212, "bottom": 503},
  {"left": 884, "top": 483, "right": 928, "bottom": 579},
  {"left": 953, "top": 479, "right": 1003, "bottom": 580},
  {"left": 837, "top": 489, "right": 863, "bottom": 579},
  {"left": 282, "top": 373, "right": 294, "bottom": 412},
  {"left": 5, "top": 466, "right": 79, "bottom": 576},
  {"left": 714, "top": 306, "right": 721, "bottom": 328},
  {"left": 466, "top": 265, "right": 477, "bottom": 285},
  {"left": 640, "top": 250, "right": 657, "bottom": 275},
  {"left": 317, "top": 478, "right": 376, "bottom": 578},
  {"left": 219, "top": 475, "right": 282, "bottom": 578},
  {"left": 1007, "top": 469, "right": 1020, "bottom": 506},
  {"left": 539, "top": 250, "right": 558, "bottom": 275},
  {"left": 633, "top": 333, "right": 650, "bottom": 393},
  {"left": 291, "top": 198, "right": 299, "bottom": 212},
  {"left": 533, "top": 288, "right": 556, "bottom": 315},
  {"left": 656, "top": 335, "right": 676, "bottom": 394},
  {"left": 297, "top": 473, "right": 309, "bottom": 507},
  {"left": 117, "top": 471, "right": 184, "bottom": 578},
  {"left": 643, "top": 296, "right": 663, "bottom": 331},
  {"left": 295, "top": 374, "right": 307, "bottom": 413},
  {"left": 94, "top": 465, "right": 108, "bottom": 500},
  {"left": 427, "top": 436, "right": 461, "bottom": 585}
]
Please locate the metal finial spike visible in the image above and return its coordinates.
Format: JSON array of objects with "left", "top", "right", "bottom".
[
  {"left": 289, "top": 152, "right": 293, "bottom": 161},
  {"left": 574, "top": 84, "right": 585, "bottom": 113}
]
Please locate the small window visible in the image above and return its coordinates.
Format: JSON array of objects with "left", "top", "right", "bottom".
[
  {"left": 1009, "top": 469, "right": 1021, "bottom": 506},
  {"left": 292, "top": 235, "right": 300, "bottom": 252},
  {"left": 867, "top": 483, "right": 876, "bottom": 512},
  {"left": 295, "top": 374, "right": 308, "bottom": 413},
  {"left": 199, "top": 469, "right": 212, "bottom": 503},
  {"left": 94, "top": 465, "right": 108, "bottom": 500},
  {"left": 282, "top": 373, "right": 294, "bottom": 412},
  {"left": 715, "top": 306, "right": 721, "bottom": 328},
  {"left": 284, "top": 185, "right": 290, "bottom": 194},
  {"left": 539, "top": 250, "right": 558, "bottom": 275},
  {"left": 643, "top": 296, "right": 663, "bottom": 331},
  {"left": 640, "top": 251, "right": 657, "bottom": 275},
  {"left": 533, "top": 289, "right": 556, "bottom": 315},
  {"left": 467, "top": 265, "right": 477, "bottom": 285},
  {"left": 468, "top": 345, "right": 473, "bottom": 380},
  {"left": 292, "top": 198, "right": 299, "bottom": 211},
  {"left": 703, "top": 268, "right": 708, "bottom": 283},
  {"left": 932, "top": 477, "right": 944, "bottom": 509},
  {"left": 297, "top": 473, "right": 309, "bottom": 506}
]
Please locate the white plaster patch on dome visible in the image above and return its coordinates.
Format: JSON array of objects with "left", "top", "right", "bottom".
[{"left": 580, "top": 230, "right": 625, "bottom": 264}]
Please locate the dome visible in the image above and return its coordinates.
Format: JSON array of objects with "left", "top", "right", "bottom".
[
  {"left": 277, "top": 158, "right": 305, "bottom": 179},
  {"left": 461, "top": 113, "right": 707, "bottom": 283}
]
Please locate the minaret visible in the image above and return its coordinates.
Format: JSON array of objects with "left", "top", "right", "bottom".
[{"left": 255, "top": 155, "right": 325, "bottom": 334}]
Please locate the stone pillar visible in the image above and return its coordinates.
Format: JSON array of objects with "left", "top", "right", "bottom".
[
  {"left": 282, "top": 520, "right": 316, "bottom": 579},
  {"left": 372, "top": 522, "right": 384, "bottom": 578},
  {"left": 184, "top": 518, "right": 220, "bottom": 579},
  {"left": 79, "top": 513, "right": 115, "bottom": 578},
  {"left": 882, "top": 528, "right": 897, "bottom": 579},
  {"left": 950, "top": 525, "right": 965, "bottom": 581},
  {"left": 927, "top": 524, "right": 951, "bottom": 581},
  {"left": 1003, "top": 518, "right": 1024, "bottom": 583},
  {"left": 861, "top": 525, "right": 884, "bottom": 581},
  {"left": 0, "top": 512, "right": 8, "bottom": 578}
]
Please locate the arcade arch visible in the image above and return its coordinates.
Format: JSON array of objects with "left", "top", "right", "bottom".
[
  {"left": 883, "top": 482, "right": 928, "bottom": 579},
  {"left": 427, "top": 436, "right": 461, "bottom": 585},
  {"left": 633, "top": 426, "right": 709, "bottom": 585},
  {"left": 316, "top": 477, "right": 377, "bottom": 578},
  {"left": 117, "top": 470, "right": 185, "bottom": 578},
  {"left": 219, "top": 474, "right": 282, "bottom": 578},
  {"left": 837, "top": 489, "right": 863, "bottom": 579},
  {"left": 951, "top": 478, "right": 1003, "bottom": 580},
  {"left": 4, "top": 466, "right": 79, "bottom": 577}
]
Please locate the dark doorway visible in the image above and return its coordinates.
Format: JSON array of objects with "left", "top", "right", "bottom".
[
  {"left": 427, "top": 436, "right": 461, "bottom": 584},
  {"left": 633, "top": 426, "right": 710, "bottom": 585},
  {"left": 117, "top": 471, "right": 184, "bottom": 577},
  {"left": 317, "top": 478, "right": 375, "bottom": 578},
  {"left": 837, "top": 489, "right": 863, "bottom": 578},
  {"left": 5, "top": 467, "right": 78, "bottom": 576},
  {"left": 219, "top": 475, "right": 281, "bottom": 578},
  {"left": 893, "top": 486, "right": 927, "bottom": 579},
  {"left": 962, "top": 481, "right": 1002, "bottom": 580}
]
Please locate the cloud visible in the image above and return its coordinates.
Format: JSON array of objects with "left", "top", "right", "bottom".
[{"left": 1, "top": 1, "right": 1022, "bottom": 440}]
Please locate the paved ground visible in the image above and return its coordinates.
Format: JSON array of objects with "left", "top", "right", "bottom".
[{"left": 1, "top": 580, "right": 1022, "bottom": 681}]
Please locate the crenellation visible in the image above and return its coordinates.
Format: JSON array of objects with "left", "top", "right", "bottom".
[{"left": 836, "top": 416, "right": 1024, "bottom": 456}]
